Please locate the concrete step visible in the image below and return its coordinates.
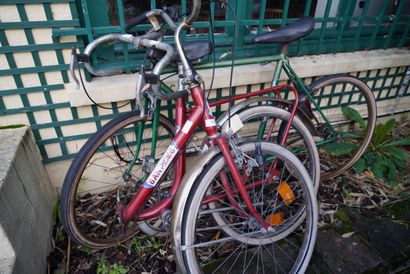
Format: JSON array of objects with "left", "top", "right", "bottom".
[{"left": 0, "top": 126, "right": 56, "bottom": 274}]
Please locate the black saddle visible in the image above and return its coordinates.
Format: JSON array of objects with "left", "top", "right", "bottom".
[
  {"left": 253, "top": 17, "right": 314, "bottom": 44},
  {"left": 148, "top": 40, "right": 213, "bottom": 63}
]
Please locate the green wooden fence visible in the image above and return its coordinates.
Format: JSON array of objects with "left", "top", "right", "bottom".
[{"left": 53, "top": 0, "right": 410, "bottom": 74}]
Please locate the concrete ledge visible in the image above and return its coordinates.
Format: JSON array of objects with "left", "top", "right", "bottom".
[
  {"left": 67, "top": 48, "right": 410, "bottom": 107},
  {"left": 0, "top": 126, "right": 56, "bottom": 274}
]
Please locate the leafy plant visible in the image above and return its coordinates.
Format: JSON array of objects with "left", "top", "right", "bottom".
[
  {"left": 52, "top": 196, "right": 61, "bottom": 222},
  {"left": 109, "top": 263, "right": 128, "bottom": 274},
  {"left": 131, "top": 236, "right": 144, "bottom": 253},
  {"left": 148, "top": 236, "right": 161, "bottom": 250},
  {"left": 324, "top": 106, "right": 410, "bottom": 185},
  {"left": 56, "top": 228, "right": 66, "bottom": 242},
  {"left": 353, "top": 117, "right": 410, "bottom": 185},
  {"left": 322, "top": 106, "right": 364, "bottom": 157},
  {"left": 97, "top": 259, "right": 128, "bottom": 274},
  {"left": 0, "top": 124, "right": 25, "bottom": 130},
  {"left": 97, "top": 259, "right": 108, "bottom": 274}
]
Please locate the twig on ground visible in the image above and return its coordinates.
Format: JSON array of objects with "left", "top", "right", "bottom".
[{"left": 66, "top": 238, "right": 71, "bottom": 273}]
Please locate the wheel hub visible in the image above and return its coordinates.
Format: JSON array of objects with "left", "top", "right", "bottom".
[
  {"left": 248, "top": 217, "right": 261, "bottom": 230},
  {"left": 318, "top": 124, "right": 334, "bottom": 139}
]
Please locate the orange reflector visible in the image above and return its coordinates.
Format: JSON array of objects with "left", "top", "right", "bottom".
[
  {"left": 278, "top": 182, "right": 295, "bottom": 205},
  {"left": 267, "top": 212, "right": 284, "bottom": 225},
  {"left": 214, "top": 230, "right": 221, "bottom": 240}
]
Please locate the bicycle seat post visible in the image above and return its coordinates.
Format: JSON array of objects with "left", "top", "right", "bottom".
[{"left": 280, "top": 43, "right": 289, "bottom": 55}]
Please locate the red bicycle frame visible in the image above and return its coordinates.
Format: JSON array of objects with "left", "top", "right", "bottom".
[{"left": 119, "top": 83, "right": 299, "bottom": 230}]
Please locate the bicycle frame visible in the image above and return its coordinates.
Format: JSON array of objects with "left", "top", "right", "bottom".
[
  {"left": 120, "top": 82, "right": 303, "bottom": 229},
  {"left": 118, "top": 78, "right": 300, "bottom": 230}
]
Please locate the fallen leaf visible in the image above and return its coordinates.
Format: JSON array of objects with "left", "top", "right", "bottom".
[{"left": 342, "top": 231, "right": 356, "bottom": 238}]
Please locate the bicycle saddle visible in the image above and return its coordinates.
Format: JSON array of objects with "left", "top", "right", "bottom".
[
  {"left": 148, "top": 40, "right": 213, "bottom": 63},
  {"left": 252, "top": 17, "right": 314, "bottom": 44}
]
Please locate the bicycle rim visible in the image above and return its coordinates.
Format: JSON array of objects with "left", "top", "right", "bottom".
[
  {"left": 179, "top": 141, "right": 317, "bottom": 273},
  {"left": 309, "top": 74, "right": 376, "bottom": 180}
]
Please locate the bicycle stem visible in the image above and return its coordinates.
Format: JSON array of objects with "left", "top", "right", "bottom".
[{"left": 174, "top": 0, "right": 201, "bottom": 83}]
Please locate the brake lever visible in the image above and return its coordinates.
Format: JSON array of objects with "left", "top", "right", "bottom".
[{"left": 70, "top": 47, "right": 91, "bottom": 89}]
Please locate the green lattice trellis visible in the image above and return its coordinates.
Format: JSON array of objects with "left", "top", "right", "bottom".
[{"left": 0, "top": 0, "right": 409, "bottom": 164}]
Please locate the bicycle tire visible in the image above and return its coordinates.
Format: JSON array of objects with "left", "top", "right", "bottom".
[
  {"left": 223, "top": 105, "right": 320, "bottom": 193},
  {"left": 177, "top": 141, "right": 318, "bottom": 273},
  {"left": 61, "top": 110, "right": 175, "bottom": 249},
  {"left": 308, "top": 74, "right": 377, "bottom": 180}
]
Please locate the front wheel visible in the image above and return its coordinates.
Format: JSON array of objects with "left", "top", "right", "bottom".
[
  {"left": 60, "top": 110, "right": 175, "bottom": 249},
  {"left": 309, "top": 74, "right": 377, "bottom": 180},
  {"left": 176, "top": 141, "right": 318, "bottom": 273}
]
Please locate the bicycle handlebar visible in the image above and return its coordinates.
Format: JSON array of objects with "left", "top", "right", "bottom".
[
  {"left": 82, "top": 34, "right": 133, "bottom": 77},
  {"left": 77, "top": 32, "right": 161, "bottom": 78},
  {"left": 71, "top": 6, "right": 179, "bottom": 79},
  {"left": 70, "top": 2, "right": 201, "bottom": 101},
  {"left": 70, "top": 31, "right": 187, "bottom": 100}
]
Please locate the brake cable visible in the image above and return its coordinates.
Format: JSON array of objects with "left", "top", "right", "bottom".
[
  {"left": 220, "top": 0, "right": 237, "bottom": 131},
  {"left": 77, "top": 66, "right": 132, "bottom": 110}
]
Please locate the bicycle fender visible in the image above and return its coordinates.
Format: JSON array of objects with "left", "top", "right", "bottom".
[
  {"left": 171, "top": 146, "right": 221, "bottom": 273},
  {"left": 216, "top": 96, "right": 318, "bottom": 136}
]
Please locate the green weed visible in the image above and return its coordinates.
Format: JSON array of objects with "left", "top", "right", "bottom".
[{"left": 324, "top": 106, "right": 410, "bottom": 185}]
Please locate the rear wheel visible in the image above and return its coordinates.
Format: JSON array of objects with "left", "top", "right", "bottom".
[
  {"left": 178, "top": 141, "right": 318, "bottom": 273},
  {"left": 309, "top": 74, "right": 376, "bottom": 179}
]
